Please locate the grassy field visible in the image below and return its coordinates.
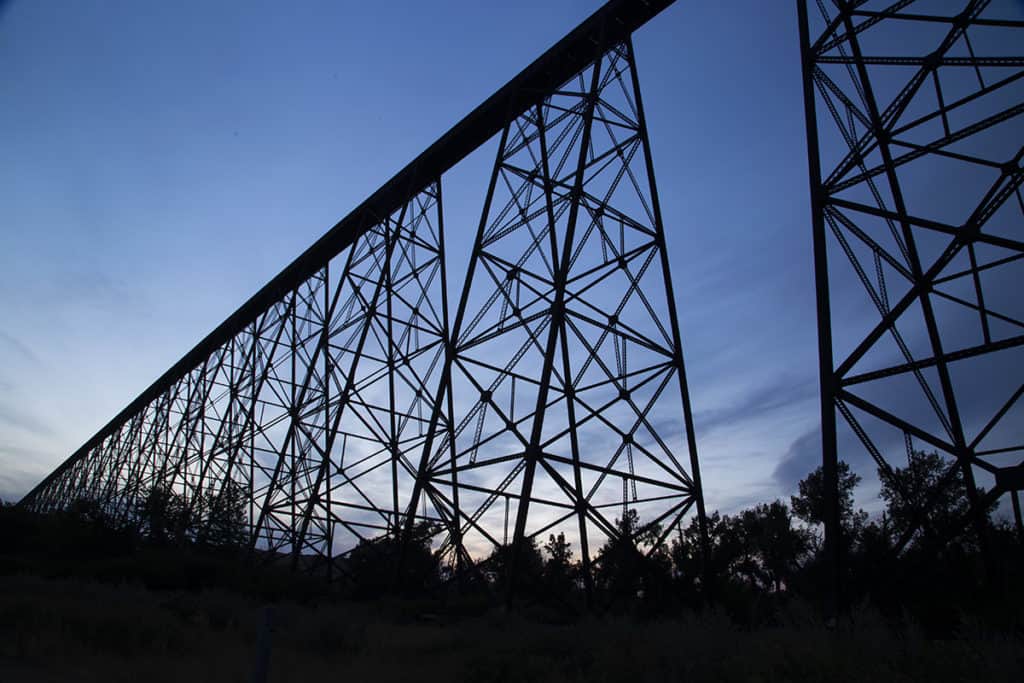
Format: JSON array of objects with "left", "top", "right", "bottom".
[{"left": 1, "top": 575, "right": 1021, "bottom": 682}]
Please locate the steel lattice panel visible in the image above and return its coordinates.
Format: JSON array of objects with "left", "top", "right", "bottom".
[
  {"left": 20, "top": 1, "right": 706, "bottom": 586},
  {"left": 798, "top": 0, "right": 1024, "bottom": 574},
  {"left": 407, "top": 40, "right": 708, "bottom": 578}
]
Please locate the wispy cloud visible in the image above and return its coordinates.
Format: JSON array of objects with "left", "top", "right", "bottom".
[
  {"left": 695, "top": 374, "right": 818, "bottom": 438},
  {"left": 0, "top": 445, "right": 50, "bottom": 503},
  {"left": 0, "top": 399, "right": 54, "bottom": 438},
  {"left": 54, "top": 269, "right": 143, "bottom": 315},
  {"left": 772, "top": 427, "right": 821, "bottom": 494},
  {"left": 8, "top": 268, "right": 145, "bottom": 322},
  {"left": 0, "top": 330, "right": 40, "bottom": 365},
  {"left": 0, "top": 442, "right": 54, "bottom": 462},
  {"left": 714, "top": 481, "right": 789, "bottom": 515},
  {"left": 771, "top": 422, "right": 896, "bottom": 501},
  {"left": 0, "top": 472, "right": 35, "bottom": 503}
]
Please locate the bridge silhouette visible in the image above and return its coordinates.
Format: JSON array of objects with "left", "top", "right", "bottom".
[{"left": 20, "top": 0, "right": 1023, "bottom": 608}]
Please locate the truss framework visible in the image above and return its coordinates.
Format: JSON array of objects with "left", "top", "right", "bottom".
[
  {"left": 406, "top": 40, "right": 709, "bottom": 594},
  {"left": 797, "top": 0, "right": 1024, "bottom": 602},
  {"left": 21, "top": 0, "right": 1021, "bottom": 608},
  {"left": 19, "top": 0, "right": 708, "bottom": 592},
  {"left": 24, "top": 183, "right": 452, "bottom": 580}
]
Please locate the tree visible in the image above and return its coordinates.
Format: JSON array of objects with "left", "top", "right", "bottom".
[
  {"left": 731, "top": 501, "right": 811, "bottom": 593},
  {"left": 594, "top": 510, "right": 672, "bottom": 602},
  {"left": 200, "top": 480, "right": 249, "bottom": 550},
  {"left": 879, "top": 449, "right": 991, "bottom": 552},
  {"left": 346, "top": 522, "right": 441, "bottom": 598},
  {"left": 671, "top": 512, "right": 727, "bottom": 582},
  {"left": 136, "top": 485, "right": 194, "bottom": 546},
  {"left": 674, "top": 502, "right": 810, "bottom": 595},
  {"left": 542, "top": 532, "right": 578, "bottom": 595},
  {"left": 670, "top": 512, "right": 735, "bottom": 602},
  {"left": 68, "top": 497, "right": 116, "bottom": 527},
  {"left": 486, "top": 536, "right": 545, "bottom": 597},
  {"left": 791, "top": 460, "right": 868, "bottom": 548}
]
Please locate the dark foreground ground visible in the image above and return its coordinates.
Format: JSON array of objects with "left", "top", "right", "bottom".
[{"left": 1, "top": 575, "right": 1021, "bottom": 683}]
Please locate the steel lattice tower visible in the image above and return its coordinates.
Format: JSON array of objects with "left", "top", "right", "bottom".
[
  {"left": 797, "top": 0, "right": 1024, "bottom": 607},
  {"left": 406, "top": 39, "right": 709, "bottom": 594}
]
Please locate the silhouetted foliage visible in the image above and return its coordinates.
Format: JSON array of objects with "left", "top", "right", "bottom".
[
  {"left": 345, "top": 523, "right": 441, "bottom": 599},
  {"left": 880, "top": 449, "right": 994, "bottom": 553},
  {"left": 197, "top": 480, "right": 249, "bottom": 550},
  {"left": 791, "top": 460, "right": 868, "bottom": 549},
  {"left": 671, "top": 501, "right": 809, "bottom": 601},
  {"left": 731, "top": 501, "right": 811, "bottom": 593},
  {"left": 3, "top": 446, "right": 1020, "bottom": 633},
  {"left": 485, "top": 536, "right": 545, "bottom": 599},
  {"left": 594, "top": 510, "right": 672, "bottom": 607},
  {"left": 541, "top": 532, "right": 578, "bottom": 596},
  {"left": 135, "top": 485, "right": 195, "bottom": 546},
  {"left": 840, "top": 449, "right": 1012, "bottom": 633}
]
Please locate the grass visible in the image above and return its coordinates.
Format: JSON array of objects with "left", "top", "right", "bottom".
[{"left": 0, "top": 575, "right": 1021, "bottom": 682}]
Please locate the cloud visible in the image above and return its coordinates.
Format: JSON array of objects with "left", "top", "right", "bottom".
[
  {"left": 715, "top": 482, "right": 789, "bottom": 515},
  {"left": 0, "top": 330, "right": 40, "bottom": 365},
  {"left": 0, "top": 447, "right": 48, "bottom": 503},
  {"left": 772, "top": 427, "right": 821, "bottom": 494},
  {"left": 0, "top": 475, "right": 33, "bottom": 503},
  {"left": 0, "top": 400, "right": 54, "bottom": 438},
  {"left": 55, "top": 270, "right": 138, "bottom": 314},
  {"left": 771, "top": 419, "right": 903, "bottom": 507},
  {"left": 11, "top": 268, "right": 145, "bottom": 322},
  {"left": 694, "top": 374, "right": 818, "bottom": 438},
  {"left": 772, "top": 423, "right": 882, "bottom": 492}
]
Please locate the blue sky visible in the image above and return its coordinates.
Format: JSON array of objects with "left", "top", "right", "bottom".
[{"left": 3, "top": 0, "right": 1015, "bottom": 521}]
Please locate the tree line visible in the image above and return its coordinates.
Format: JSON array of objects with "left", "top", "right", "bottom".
[
  {"left": 346, "top": 448, "right": 1020, "bottom": 630},
  {"left": 3, "top": 450, "right": 1021, "bottom": 630}
]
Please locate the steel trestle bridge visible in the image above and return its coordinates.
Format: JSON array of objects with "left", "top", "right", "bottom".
[{"left": 20, "top": 0, "right": 1024, "bottom": 606}]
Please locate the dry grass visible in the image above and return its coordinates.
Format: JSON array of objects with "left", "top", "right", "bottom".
[{"left": 1, "top": 575, "right": 1020, "bottom": 682}]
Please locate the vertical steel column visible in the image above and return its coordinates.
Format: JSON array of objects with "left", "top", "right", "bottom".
[{"left": 796, "top": 0, "right": 843, "bottom": 618}]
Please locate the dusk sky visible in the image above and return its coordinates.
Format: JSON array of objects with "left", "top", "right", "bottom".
[{"left": 3, "top": 1, "right": 1017, "bottom": 520}]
